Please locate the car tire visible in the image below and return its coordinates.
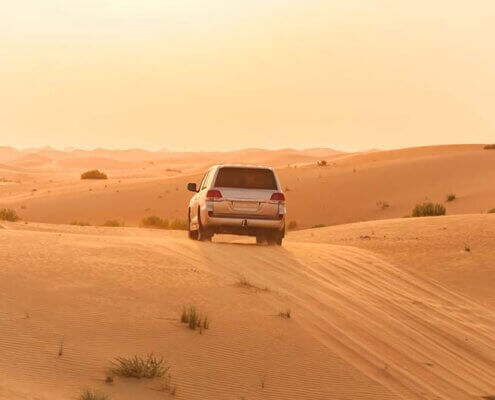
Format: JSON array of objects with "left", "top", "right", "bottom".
[
  {"left": 256, "top": 234, "right": 266, "bottom": 245},
  {"left": 197, "top": 208, "right": 212, "bottom": 242},
  {"left": 188, "top": 210, "right": 199, "bottom": 240},
  {"left": 267, "top": 231, "right": 283, "bottom": 246}
]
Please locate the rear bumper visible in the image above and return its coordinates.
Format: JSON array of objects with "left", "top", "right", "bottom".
[{"left": 202, "top": 212, "right": 285, "bottom": 235}]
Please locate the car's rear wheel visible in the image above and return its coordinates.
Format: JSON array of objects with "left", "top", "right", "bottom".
[
  {"left": 197, "top": 208, "right": 212, "bottom": 242},
  {"left": 267, "top": 231, "right": 283, "bottom": 246},
  {"left": 188, "top": 210, "right": 199, "bottom": 240}
]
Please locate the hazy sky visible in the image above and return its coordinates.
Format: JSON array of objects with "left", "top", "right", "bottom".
[{"left": 1, "top": 1, "right": 494, "bottom": 151}]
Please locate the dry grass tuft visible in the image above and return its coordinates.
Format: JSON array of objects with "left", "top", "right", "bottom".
[
  {"left": 158, "top": 373, "right": 177, "bottom": 396},
  {"left": 446, "top": 193, "right": 456, "bottom": 202},
  {"left": 237, "top": 276, "right": 269, "bottom": 292},
  {"left": 103, "top": 220, "right": 123, "bottom": 227},
  {"left": 111, "top": 354, "right": 169, "bottom": 379},
  {"left": 79, "top": 388, "right": 109, "bottom": 400},
  {"left": 71, "top": 221, "right": 91, "bottom": 226},
  {"left": 180, "top": 305, "right": 209, "bottom": 331},
  {"left": 0, "top": 208, "right": 20, "bottom": 222},
  {"left": 141, "top": 216, "right": 187, "bottom": 230}
]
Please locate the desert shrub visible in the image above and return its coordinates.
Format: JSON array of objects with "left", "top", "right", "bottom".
[
  {"left": 169, "top": 219, "right": 188, "bottom": 230},
  {"left": 112, "top": 354, "right": 168, "bottom": 379},
  {"left": 488, "top": 208, "right": 495, "bottom": 214},
  {"left": 312, "top": 224, "right": 326, "bottom": 228},
  {"left": 377, "top": 201, "right": 390, "bottom": 210},
  {"left": 79, "top": 388, "right": 109, "bottom": 400},
  {"left": 483, "top": 144, "right": 495, "bottom": 150},
  {"left": 180, "top": 305, "right": 209, "bottom": 331},
  {"left": 81, "top": 170, "right": 108, "bottom": 180},
  {"left": 236, "top": 275, "right": 269, "bottom": 292},
  {"left": 316, "top": 160, "right": 327, "bottom": 167},
  {"left": 278, "top": 309, "right": 291, "bottom": 319},
  {"left": 142, "top": 216, "right": 169, "bottom": 229},
  {"left": 287, "top": 220, "right": 298, "bottom": 231},
  {"left": 0, "top": 208, "right": 20, "bottom": 222},
  {"left": 103, "top": 220, "right": 122, "bottom": 227},
  {"left": 446, "top": 193, "right": 456, "bottom": 202},
  {"left": 412, "top": 202, "right": 446, "bottom": 217},
  {"left": 71, "top": 221, "right": 91, "bottom": 226}
]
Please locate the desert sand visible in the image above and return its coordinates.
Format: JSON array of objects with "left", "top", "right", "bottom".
[{"left": 1, "top": 145, "right": 495, "bottom": 399}]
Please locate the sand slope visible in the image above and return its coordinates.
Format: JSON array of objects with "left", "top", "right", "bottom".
[{"left": 1, "top": 214, "right": 494, "bottom": 400}]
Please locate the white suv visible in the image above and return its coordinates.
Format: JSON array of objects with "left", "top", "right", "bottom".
[{"left": 187, "top": 165, "right": 286, "bottom": 245}]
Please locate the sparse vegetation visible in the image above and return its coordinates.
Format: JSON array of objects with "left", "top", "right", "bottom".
[
  {"left": 316, "top": 160, "right": 327, "bottom": 167},
  {"left": 159, "top": 374, "right": 177, "bottom": 396},
  {"left": 446, "top": 193, "right": 456, "bottom": 202},
  {"left": 141, "top": 216, "right": 188, "bottom": 230},
  {"left": 180, "top": 305, "right": 209, "bottom": 331},
  {"left": 71, "top": 220, "right": 91, "bottom": 226},
  {"left": 169, "top": 219, "right": 188, "bottom": 230},
  {"left": 377, "top": 201, "right": 390, "bottom": 210},
  {"left": 483, "top": 144, "right": 495, "bottom": 150},
  {"left": 81, "top": 170, "right": 108, "bottom": 180},
  {"left": 287, "top": 220, "right": 298, "bottom": 231},
  {"left": 312, "top": 224, "right": 326, "bottom": 228},
  {"left": 103, "top": 220, "right": 123, "bottom": 227},
  {"left": 278, "top": 309, "right": 291, "bottom": 319},
  {"left": 0, "top": 208, "right": 20, "bottom": 222},
  {"left": 112, "top": 354, "right": 168, "bottom": 379},
  {"left": 411, "top": 202, "right": 446, "bottom": 217},
  {"left": 141, "top": 215, "right": 169, "bottom": 229},
  {"left": 236, "top": 275, "right": 269, "bottom": 292},
  {"left": 79, "top": 388, "right": 109, "bottom": 400},
  {"left": 488, "top": 208, "right": 495, "bottom": 214}
]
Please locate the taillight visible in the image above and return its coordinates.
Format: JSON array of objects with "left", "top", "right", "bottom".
[
  {"left": 206, "top": 189, "right": 222, "bottom": 199},
  {"left": 270, "top": 192, "right": 285, "bottom": 201}
]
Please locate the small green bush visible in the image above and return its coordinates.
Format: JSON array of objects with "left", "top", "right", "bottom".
[
  {"left": 112, "top": 354, "right": 169, "bottom": 379},
  {"left": 0, "top": 208, "right": 20, "bottom": 222},
  {"left": 483, "top": 144, "right": 495, "bottom": 150},
  {"left": 446, "top": 193, "right": 456, "bottom": 202},
  {"left": 287, "top": 220, "right": 298, "bottom": 231},
  {"left": 412, "top": 202, "right": 446, "bottom": 217},
  {"left": 79, "top": 388, "right": 109, "bottom": 400},
  {"left": 81, "top": 170, "right": 108, "bottom": 180}
]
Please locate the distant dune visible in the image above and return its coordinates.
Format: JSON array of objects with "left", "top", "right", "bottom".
[{"left": 1, "top": 144, "right": 493, "bottom": 228}]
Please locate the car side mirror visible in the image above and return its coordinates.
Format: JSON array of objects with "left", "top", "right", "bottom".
[{"left": 187, "top": 183, "right": 197, "bottom": 192}]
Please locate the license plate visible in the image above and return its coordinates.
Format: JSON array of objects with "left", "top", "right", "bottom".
[{"left": 233, "top": 201, "right": 258, "bottom": 210}]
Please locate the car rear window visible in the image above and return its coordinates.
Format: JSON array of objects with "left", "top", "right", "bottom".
[{"left": 214, "top": 167, "right": 277, "bottom": 190}]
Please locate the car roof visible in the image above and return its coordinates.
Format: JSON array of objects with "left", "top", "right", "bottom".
[{"left": 210, "top": 164, "right": 274, "bottom": 170}]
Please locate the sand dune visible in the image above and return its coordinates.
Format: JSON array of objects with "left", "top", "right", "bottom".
[
  {"left": 2, "top": 144, "right": 494, "bottom": 228},
  {"left": 1, "top": 214, "right": 494, "bottom": 399}
]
